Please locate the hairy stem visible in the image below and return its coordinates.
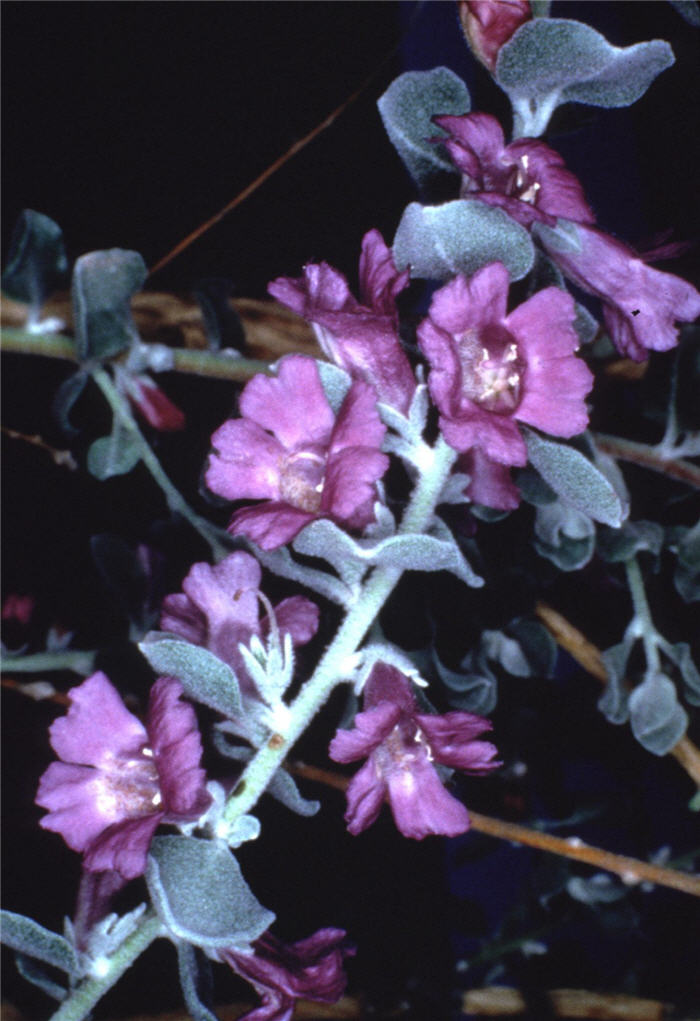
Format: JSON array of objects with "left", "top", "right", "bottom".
[
  {"left": 91, "top": 367, "right": 229, "bottom": 559},
  {"left": 0, "top": 650, "right": 96, "bottom": 675},
  {"left": 624, "top": 557, "right": 661, "bottom": 675},
  {"left": 221, "top": 435, "right": 458, "bottom": 825},
  {"left": 49, "top": 913, "right": 163, "bottom": 1021}
]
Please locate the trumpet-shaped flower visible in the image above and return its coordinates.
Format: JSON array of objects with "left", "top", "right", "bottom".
[
  {"left": 536, "top": 222, "right": 700, "bottom": 361},
  {"left": 268, "top": 230, "right": 416, "bottom": 414},
  {"left": 221, "top": 928, "right": 353, "bottom": 1021},
  {"left": 417, "top": 262, "right": 593, "bottom": 467},
  {"left": 329, "top": 664, "right": 500, "bottom": 839},
  {"left": 36, "top": 672, "right": 210, "bottom": 879},
  {"left": 160, "top": 551, "right": 319, "bottom": 698},
  {"left": 434, "top": 112, "right": 594, "bottom": 229},
  {"left": 205, "top": 354, "right": 389, "bottom": 551}
]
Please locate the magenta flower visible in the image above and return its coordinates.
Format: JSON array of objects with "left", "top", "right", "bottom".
[
  {"left": 160, "top": 551, "right": 319, "bottom": 698},
  {"left": 458, "top": 0, "right": 531, "bottom": 72},
  {"left": 329, "top": 664, "right": 500, "bottom": 839},
  {"left": 268, "top": 230, "right": 416, "bottom": 414},
  {"left": 434, "top": 112, "right": 595, "bottom": 229},
  {"left": 36, "top": 672, "right": 210, "bottom": 880},
  {"left": 417, "top": 262, "right": 593, "bottom": 467},
  {"left": 220, "top": 928, "right": 353, "bottom": 1021},
  {"left": 459, "top": 448, "right": 521, "bottom": 511},
  {"left": 537, "top": 222, "right": 700, "bottom": 362},
  {"left": 205, "top": 354, "right": 389, "bottom": 551}
]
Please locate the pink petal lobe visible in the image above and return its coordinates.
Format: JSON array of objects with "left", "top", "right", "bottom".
[{"left": 48, "top": 672, "right": 147, "bottom": 767}]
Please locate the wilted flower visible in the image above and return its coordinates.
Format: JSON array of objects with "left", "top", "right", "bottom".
[
  {"left": 160, "top": 551, "right": 319, "bottom": 699},
  {"left": 417, "top": 262, "right": 593, "bottom": 468},
  {"left": 434, "top": 111, "right": 594, "bottom": 229},
  {"left": 36, "top": 672, "right": 210, "bottom": 879},
  {"left": 114, "top": 365, "right": 185, "bottom": 431},
  {"left": 205, "top": 354, "right": 389, "bottom": 550},
  {"left": 536, "top": 221, "right": 700, "bottom": 361},
  {"left": 329, "top": 664, "right": 500, "bottom": 839},
  {"left": 220, "top": 927, "right": 353, "bottom": 1021},
  {"left": 458, "top": 0, "right": 532, "bottom": 72},
  {"left": 268, "top": 230, "right": 416, "bottom": 414}
]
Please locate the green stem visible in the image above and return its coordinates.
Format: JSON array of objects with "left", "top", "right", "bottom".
[
  {"left": 49, "top": 913, "right": 163, "bottom": 1021},
  {"left": 1, "top": 650, "right": 96, "bottom": 674},
  {"left": 1, "top": 328, "right": 269, "bottom": 382},
  {"left": 92, "top": 367, "right": 229, "bottom": 560},
  {"left": 624, "top": 557, "right": 661, "bottom": 675},
  {"left": 222, "top": 435, "right": 457, "bottom": 825}
]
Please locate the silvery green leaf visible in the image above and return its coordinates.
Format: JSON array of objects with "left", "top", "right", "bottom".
[
  {"left": 267, "top": 769, "right": 320, "bottom": 818},
  {"left": 0, "top": 910, "right": 79, "bottom": 976},
  {"left": 530, "top": 0, "right": 551, "bottom": 15},
  {"left": 673, "top": 520, "right": 700, "bottom": 603},
  {"left": 668, "top": 0, "right": 700, "bottom": 26},
  {"left": 496, "top": 19, "right": 674, "bottom": 132},
  {"left": 316, "top": 360, "right": 352, "bottom": 414},
  {"left": 52, "top": 370, "right": 89, "bottom": 437},
  {"left": 237, "top": 631, "right": 294, "bottom": 706},
  {"left": 139, "top": 633, "right": 241, "bottom": 718},
  {"left": 439, "top": 473, "right": 472, "bottom": 506},
  {"left": 15, "top": 954, "right": 66, "bottom": 1002},
  {"left": 440, "top": 665, "right": 498, "bottom": 715},
  {"left": 177, "top": 943, "right": 219, "bottom": 1021},
  {"left": 72, "top": 249, "right": 147, "bottom": 361},
  {"left": 372, "top": 521, "right": 484, "bottom": 587},
  {"left": 628, "top": 673, "right": 688, "bottom": 755},
  {"left": 664, "top": 643, "right": 700, "bottom": 707},
  {"left": 393, "top": 200, "right": 535, "bottom": 282},
  {"left": 535, "top": 500, "right": 595, "bottom": 545},
  {"left": 597, "top": 520, "right": 664, "bottom": 563},
  {"left": 535, "top": 531, "right": 595, "bottom": 572},
  {"left": 292, "top": 519, "right": 367, "bottom": 587},
  {"left": 147, "top": 836, "right": 274, "bottom": 950},
  {"left": 508, "top": 620, "right": 558, "bottom": 678},
  {"left": 567, "top": 874, "right": 626, "bottom": 905},
  {"left": 226, "top": 814, "right": 262, "bottom": 848},
  {"left": 482, "top": 630, "right": 530, "bottom": 677},
  {"left": 255, "top": 545, "right": 350, "bottom": 607},
  {"left": 598, "top": 639, "right": 635, "bottom": 725},
  {"left": 1, "top": 210, "right": 68, "bottom": 311},
  {"left": 87, "top": 423, "right": 141, "bottom": 480},
  {"left": 377, "top": 68, "right": 470, "bottom": 189},
  {"left": 525, "top": 429, "right": 627, "bottom": 527}
]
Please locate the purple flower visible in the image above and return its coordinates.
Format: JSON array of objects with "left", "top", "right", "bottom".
[
  {"left": 268, "top": 230, "right": 416, "bottom": 414},
  {"left": 459, "top": 448, "right": 521, "bottom": 511},
  {"left": 434, "top": 112, "right": 595, "bottom": 229},
  {"left": 114, "top": 366, "right": 185, "bottom": 431},
  {"left": 537, "top": 222, "right": 700, "bottom": 362},
  {"left": 36, "top": 672, "right": 211, "bottom": 880},
  {"left": 205, "top": 354, "right": 389, "bottom": 551},
  {"left": 329, "top": 664, "right": 500, "bottom": 839},
  {"left": 220, "top": 928, "right": 353, "bottom": 1021},
  {"left": 417, "top": 262, "right": 593, "bottom": 468},
  {"left": 160, "top": 551, "right": 319, "bottom": 699},
  {"left": 458, "top": 0, "right": 532, "bottom": 73}
]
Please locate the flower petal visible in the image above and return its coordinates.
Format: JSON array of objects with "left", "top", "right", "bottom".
[
  {"left": 48, "top": 672, "right": 147, "bottom": 768},
  {"left": 329, "top": 380, "right": 386, "bottom": 454},
  {"left": 206, "top": 419, "right": 284, "bottom": 501},
  {"left": 230, "top": 503, "right": 316, "bottom": 551},
  {"left": 417, "top": 712, "right": 501, "bottom": 773},
  {"left": 322, "top": 447, "right": 389, "bottom": 527},
  {"left": 343, "top": 758, "right": 388, "bottom": 835},
  {"left": 240, "top": 356, "right": 334, "bottom": 449},
  {"left": 385, "top": 755, "right": 471, "bottom": 839},
  {"left": 36, "top": 763, "right": 122, "bottom": 850},
  {"left": 82, "top": 813, "right": 162, "bottom": 880},
  {"left": 329, "top": 702, "right": 401, "bottom": 763},
  {"left": 147, "top": 677, "right": 211, "bottom": 818},
  {"left": 267, "top": 596, "right": 320, "bottom": 646}
]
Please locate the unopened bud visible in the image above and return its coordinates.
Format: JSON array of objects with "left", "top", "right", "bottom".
[{"left": 458, "top": 0, "right": 531, "bottom": 72}]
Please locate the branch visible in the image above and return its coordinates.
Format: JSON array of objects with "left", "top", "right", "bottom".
[
  {"left": 535, "top": 601, "right": 700, "bottom": 789},
  {"left": 595, "top": 432, "right": 700, "bottom": 489},
  {"left": 461, "top": 986, "right": 668, "bottom": 1020},
  {"left": 289, "top": 763, "right": 700, "bottom": 898}
]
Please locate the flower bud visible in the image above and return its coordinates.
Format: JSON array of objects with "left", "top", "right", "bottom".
[{"left": 458, "top": 0, "right": 531, "bottom": 72}]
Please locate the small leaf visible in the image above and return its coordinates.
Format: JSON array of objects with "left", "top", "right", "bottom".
[
  {"left": 393, "top": 199, "right": 535, "bottom": 282},
  {"left": 598, "top": 640, "right": 634, "bottom": 724},
  {"left": 267, "top": 768, "right": 320, "bottom": 818},
  {"left": 72, "top": 249, "right": 147, "bottom": 361},
  {"left": 147, "top": 836, "right": 274, "bottom": 950},
  {"left": 193, "top": 278, "right": 246, "bottom": 353},
  {"left": 628, "top": 673, "right": 688, "bottom": 755},
  {"left": 509, "top": 619, "right": 557, "bottom": 678},
  {"left": 665, "top": 643, "right": 700, "bottom": 707},
  {"left": 177, "top": 942, "right": 219, "bottom": 1021},
  {"left": 139, "top": 633, "right": 242, "bottom": 718},
  {"left": 674, "top": 521, "right": 700, "bottom": 603},
  {"left": 668, "top": 0, "right": 700, "bottom": 26},
  {"left": 0, "top": 910, "right": 78, "bottom": 977},
  {"left": 1, "top": 210, "right": 68, "bottom": 309},
  {"left": 316, "top": 360, "right": 352, "bottom": 414},
  {"left": 597, "top": 520, "right": 664, "bottom": 563},
  {"left": 525, "top": 429, "right": 627, "bottom": 527},
  {"left": 15, "top": 954, "right": 66, "bottom": 1002},
  {"left": 497, "top": 19, "right": 674, "bottom": 110},
  {"left": 87, "top": 423, "right": 141, "bottom": 480},
  {"left": 377, "top": 68, "right": 470, "bottom": 190},
  {"left": 534, "top": 500, "right": 596, "bottom": 571},
  {"left": 52, "top": 370, "right": 89, "bottom": 437}
]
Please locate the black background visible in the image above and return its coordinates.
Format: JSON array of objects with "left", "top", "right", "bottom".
[{"left": 3, "top": 3, "right": 700, "bottom": 1018}]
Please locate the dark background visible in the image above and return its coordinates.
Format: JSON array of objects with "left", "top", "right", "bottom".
[{"left": 3, "top": 2, "right": 700, "bottom": 1018}]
